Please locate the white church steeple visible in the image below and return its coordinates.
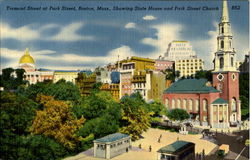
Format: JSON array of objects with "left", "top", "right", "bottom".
[{"left": 213, "top": 0, "right": 237, "bottom": 72}]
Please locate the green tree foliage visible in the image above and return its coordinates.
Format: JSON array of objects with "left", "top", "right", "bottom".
[
  {"left": 0, "top": 68, "right": 27, "bottom": 90},
  {"left": 0, "top": 91, "right": 38, "bottom": 160},
  {"left": 167, "top": 109, "right": 190, "bottom": 121},
  {"left": 18, "top": 135, "right": 69, "bottom": 160},
  {"left": 74, "top": 91, "right": 121, "bottom": 137},
  {"left": 147, "top": 100, "right": 166, "bottom": 117},
  {"left": 23, "top": 79, "right": 80, "bottom": 101},
  {"left": 163, "top": 69, "right": 180, "bottom": 82},
  {"left": 30, "top": 95, "right": 85, "bottom": 149},
  {"left": 74, "top": 91, "right": 120, "bottom": 120},
  {"left": 119, "top": 93, "right": 153, "bottom": 140},
  {"left": 195, "top": 70, "right": 212, "bottom": 81},
  {"left": 239, "top": 73, "right": 249, "bottom": 120}
]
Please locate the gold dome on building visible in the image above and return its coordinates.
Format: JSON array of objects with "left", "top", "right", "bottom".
[{"left": 19, "top": 48, "right": 35, "bottom": 64}]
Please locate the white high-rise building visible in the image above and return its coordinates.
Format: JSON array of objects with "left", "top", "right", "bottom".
[{"left": 164, "top": 41, "right": 196, "bottom": 61}]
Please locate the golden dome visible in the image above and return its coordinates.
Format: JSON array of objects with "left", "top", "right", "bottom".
[{"left": 19, "top": 48, "right": 35, "bottom": 64}]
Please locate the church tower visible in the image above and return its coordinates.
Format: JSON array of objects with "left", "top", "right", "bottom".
[{"left": 212, "top": 0, "right": 241, "bottom": 124}]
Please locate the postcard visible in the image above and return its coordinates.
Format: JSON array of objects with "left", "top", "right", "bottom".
[{"left": 0, "top": 0, "right": 249, "bottom": 160}]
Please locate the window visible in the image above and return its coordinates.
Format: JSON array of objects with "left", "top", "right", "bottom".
[
  {"left": 172, "top": 99, "right": 175, "bottom": 109},
  {"left": 221, "top": 27, "right": 224, "bottom": 34},
  {"left": 220, "top": 57, "right": 224, "bottom": 69},
  {"left": 231, "top": 57, "right": 234, "bottom": 67},
  {"left": 183, "top": 99, "right": 187, "bottom": 110},
  {"left": 177, "top": 99, "right": 181, "bottom": 108},
  {"left": 195, "top": 99, "right": 199, "bottom": 111},
  {"left": 188, "top": 99, "right": 193, "bottom": 111},
  {"left": 231, "top": 98, "right": 237, "bottom": 112},
  {"left": 165, "top": 99, "right": 169, "bottom": 108},
  {"left": 203, "top": 99, "right": 208, "bottom": 111},
  {"left": 221, "top": 40, "right": 224, "bottom": 49}
]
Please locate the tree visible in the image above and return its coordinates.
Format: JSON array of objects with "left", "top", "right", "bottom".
[
  {"left": 74, "top": 91, "right": 121, "bottom": 138},
  {"left": 195, "top": 70, "right": 212, "bottom": 81},
  {"left": 119, "top": 93, "right": 153, "bottom": 140},
  {"left": 0, "top": 68, "right": 27, "bottom": 90},
  {"left": 239, "top": 73, "right": 249, "bottom": 120},
  {"left": 30, "top": 95, "right": 85, "bottom": 149},
  {"left": 0, "top": 91, "right": 38, "bottom": 160},
  {"left": 163, "top": 69, "right": 180, "bottom": 82},
  {"left": 23, "top": 79, "right": 81, "bottom": 102},
  {"left": 74, "top": 91, "right": 119, "bottom": 120},
  {"left": 147, "top": 100, "right": 166, "bottom": 117},
  {"left": 167, "top": 109, "right": 190, "bottom": 121},
  {"left": 18, "top": 135, "right": 69, "bottom": 160}
]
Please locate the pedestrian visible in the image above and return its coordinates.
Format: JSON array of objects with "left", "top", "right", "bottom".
[
  {"left": 177, "top": 137, "right": 179, "bottom": 141},
  {"left": 139, "top": 144, "right": 141, "bottom": 149},
  {"left": 160, "top": 134, "right": 162, "bottom": 139},
  {"left": 158, "top": 138, "right": 161, "bottom": 143},
  {"left": 149, "top": 145, "right": 152, "bottom": 152}
]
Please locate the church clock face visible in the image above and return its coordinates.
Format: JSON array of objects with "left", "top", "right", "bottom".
[{"left": 217, "top": 73, "right": 224, "bottom": 81}]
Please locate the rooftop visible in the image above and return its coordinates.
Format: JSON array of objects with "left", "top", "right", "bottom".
[
  {"left": 164, "top": 79, "right": 219, "bottom": 94},
  {"left": 157, "top": 140, "right": 195, "bottom": 154},
  {"left": 212, "top": 98, "right": 228, "bottom": 104},
  {"left": 94, "top": 133, "right": 130, "bottom": 143}
]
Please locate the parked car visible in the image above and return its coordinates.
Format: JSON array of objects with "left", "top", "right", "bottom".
[{"left": 217, "top": 144, "right": 229, "bottom": 157}]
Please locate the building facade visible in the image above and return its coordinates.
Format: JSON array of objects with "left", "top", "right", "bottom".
[
  {"left": 175, "top": 58, "right": 204, "bottom": 78},
  {"left": 155, "top": 57, "right": 175, "bottom": 72},
  {"left": 53, "top": 70, "right": 79, "bottom": 84},
  {"left": 118, "top": 56, "right": 155, "bottom": 71},
  {"left": 212, "top": 0, "right": 241, "bottom": 125},
  {"left": 157, "top": 141, "right": 195, "bottom": 160},
  {"left": 93, "top": 133, "right": 131, "bottom": 159},
  {"left": 95, "top": 66, "right": 111, "bottom": 84},
  {"left": 100, "top": 83, "right": 120, "bottom": 101},
  {"left": 239, "top": 53, "right": 249, "bottom": 73},
  {"left": 164, "top": 41, "right": 197, "bottom": 61},
  {"left": 19, "top": 48, "right": 42, "bottom": 84},
  {"left": 75, "top": 72, "right": 96, "bottom": 96},
  {"left": 163, "top": 0, "right": 241, "bottom": 128}
]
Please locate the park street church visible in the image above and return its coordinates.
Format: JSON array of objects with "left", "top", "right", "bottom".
[{"left": 162, "top": 0, "right": 241, "bottom": 128}]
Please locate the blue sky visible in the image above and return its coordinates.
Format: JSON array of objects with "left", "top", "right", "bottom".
[{"left": 1, "top": 0, "right": 249, "bottom": 70}]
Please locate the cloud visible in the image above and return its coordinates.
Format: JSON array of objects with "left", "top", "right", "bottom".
[
  {"left": 50, "top": 22, "right": 95, "bottom": 41},
  {"left": 1, "top": 23, "right": 40, "bottom": 41},
  {"left": 142, "top": 15, "right": 157, "bottom": 20},
  {"left": 191, "top": 21, "right": 218, "bottom": 69},
  {"left": 124, "top": 22, "right": 136, "bottom": 29},
  {"left": 140, "top": 23, "right": 183, "bottom": 58},
  {"left": 108, "top": 45, "right": 136, "bottom": 62},
  {"left": 1, "top": 22, "right": 94, "bottom": 42},
  {"left": 0, "top": 48, "right": 56, "bottom": 69},
  {"left": 1, "top": 47, "right": 116, "bottom": 70}
]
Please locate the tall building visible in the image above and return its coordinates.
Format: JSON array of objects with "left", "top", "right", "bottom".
[
  {"left": 163, "top": 0, "right": 241, "bottom": 128},
  {"left": 118, "top": 56, "right": 155, "bottom": 71},
  {"left": 164, "top": 41, "right": 196, "bottom": 61},
  {"left": 95, "top": 66, "right": 111, "bottom": 84},
  {"left": 212, "top": 0, "right": 241, "bottom": 125},
  {"left": 175, "top": 58, "right": 204, "bottom": 77},
  {"left": 119, "top": 56, "right": 156, "bottom": 99}
]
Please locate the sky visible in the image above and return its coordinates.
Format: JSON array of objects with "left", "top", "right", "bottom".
[{"left": 0, "top": 0, "right": 249, "bottom": 70}]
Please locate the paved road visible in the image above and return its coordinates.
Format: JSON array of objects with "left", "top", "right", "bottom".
[{"left": 205, "top": 130, "right": 249, "bottom": 160}]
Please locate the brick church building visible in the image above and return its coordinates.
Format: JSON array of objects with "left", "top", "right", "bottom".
[{"left": 163, "top": 0, "right": 241, "bottom": 128}]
